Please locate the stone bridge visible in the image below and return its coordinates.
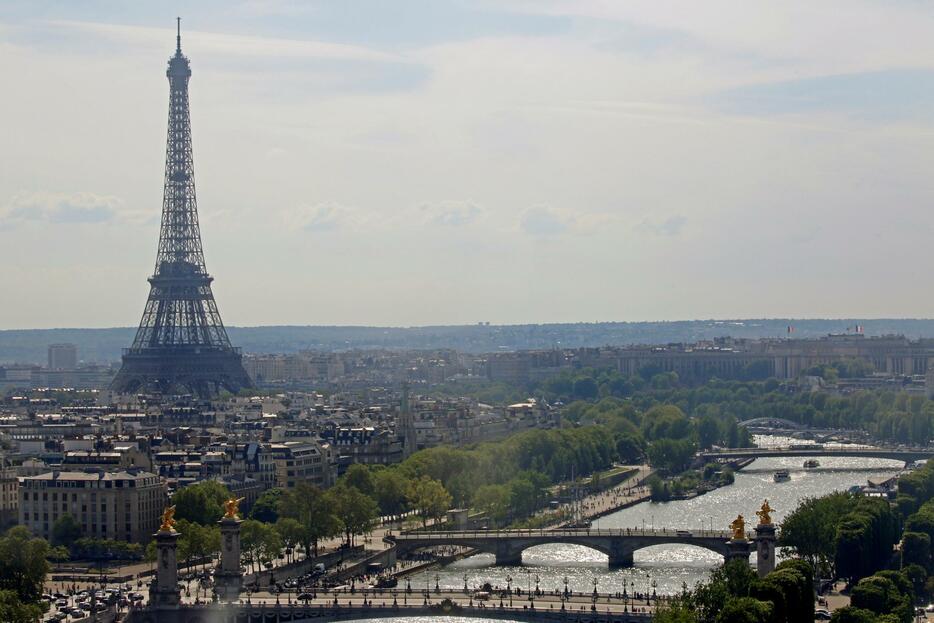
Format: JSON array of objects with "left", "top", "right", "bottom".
[
  {"left": 388, "top": 528, "right": 754, "bottom": 567},
  {"left": 125, "top": 602, "right": 653, "bottom": 623},
  {"left": 699, "top": 446, "right": 934, "bottom": 464}
]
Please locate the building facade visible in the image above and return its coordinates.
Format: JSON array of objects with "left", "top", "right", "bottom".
[{"left": 18, "top": 469, "right": 166, "bottom": 543}]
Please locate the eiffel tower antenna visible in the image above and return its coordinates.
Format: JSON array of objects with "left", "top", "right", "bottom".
[
  {"left": 176, "top": 17, "right": 181, "bottom": 54},
  {"left": 111, "top": 21, "right": 252, "bottom": 398}
]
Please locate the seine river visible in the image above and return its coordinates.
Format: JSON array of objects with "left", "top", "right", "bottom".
[{"left": 356, "top": 435, "right": 903, "bottom": 622}]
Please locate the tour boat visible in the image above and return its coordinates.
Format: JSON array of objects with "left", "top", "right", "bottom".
[
  {"left": 773, "top": 470, "right": 791, "bottom": 482},
  {"left": 803, "top": 459, "right": 820, "bottom": 469}
]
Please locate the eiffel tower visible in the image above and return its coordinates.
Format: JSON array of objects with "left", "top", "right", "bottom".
[{"left": 111, "top": 20, "right": 252, "bottom": 398}]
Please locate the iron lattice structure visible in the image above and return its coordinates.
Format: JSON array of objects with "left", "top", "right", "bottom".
[{"left": 111, "top": 22, "right": 252, "bottom": 398}]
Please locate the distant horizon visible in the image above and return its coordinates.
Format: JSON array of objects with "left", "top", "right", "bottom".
[
  {"left": 0, "top": 316, "right": 934, "bottom": 331},
  {"left": 6, "top": 316, "right": 934, "bottom": 332}
]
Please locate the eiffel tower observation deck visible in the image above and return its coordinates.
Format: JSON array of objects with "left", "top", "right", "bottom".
[{"left": 111, "top": 20, "right": 252, "bottom": 398}]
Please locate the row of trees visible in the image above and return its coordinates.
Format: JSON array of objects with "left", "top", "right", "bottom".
[
  {"left": 779, "top": 493, "right": 899, "bottom": 582},
  {"left": 654, "top": 558, "right": 814, "bottom": 623},
  {"left": 448, "top": 364, "right": 934, "bottom": 447},
  {"left": 832, "top": 570, "right": 917, "bottom": 623}
]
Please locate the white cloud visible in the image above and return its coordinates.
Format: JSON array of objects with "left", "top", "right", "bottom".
[
  {"left": 419, "top": 201, "right": 483, "bottom": 227},
  {"left": 0, "top": 191, "right": 123, "bottom": 226},
  {"left": 289, "top": 202, "right": 365, "bottom": 233},
  {"left": 637, "top": 215, "right": 687, "bottom": 237}
]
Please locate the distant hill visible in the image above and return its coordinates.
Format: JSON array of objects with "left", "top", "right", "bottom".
[{"left": 4, "top": 319, "right": 934, "bottom": 365}]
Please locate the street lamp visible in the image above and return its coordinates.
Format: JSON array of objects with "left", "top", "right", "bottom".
[
  {"left": 592, "top": 578, "right": 598, "bottom": 603},
  {"left": 506, "top": 575, "right": 513, "bottom": 607},
  {"left": 535, "top": 574, "right": 540, "bottom": 596},
  {"left": 563, "top": 576, "right": 569, "bottom": 599},
  {"left": 463, "top": 573, "right": 469, "bottom": 595},
  {"left": 435, "top": 574, "right": 440, "bottom": 594}
]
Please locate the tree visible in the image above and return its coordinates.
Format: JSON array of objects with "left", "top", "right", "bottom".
[
  {"left": 275, "top": 518, "right": 304, "bottom": 564},
  {"left": 52, "top": 513, "right": 82, "bottom": 548},
  {"left": 0, "top": 526, "right": 52, "bottom": 604},
  {"left": 572, "top": 376, "right": 599, "bottom": 400},
  {"left": 902, "top": 531, "right": 931, "bottom": 570},
  {"left": 642, "top": 405, "right": 692, "bottom": 440},
  {"left": 279, "top": 482, "right": 342, "bottom": 556},
  {"left": 850, "top": 575, "right": 912, "bottom": 623},
  {"left": 647, "top": 438, "right": 697, "bottom": 473},
  {"left": 697, "top": 415, "right": 721, "bottom": 450},
  {"left": 0, "top": 590, "right": 42, "bottom": 623},
  {"left": 830, "top": 607, "right": 882, "bottom": 623},
  {"left": 715, "top": 597, "right": 772, "bottom": 623},
  {"left": 172, "top": 480, "right": 232, "bottom": 525},
  {"left": 175, "top": 520, "right": 221, "bottom": 571},
  {"left": 341, "top": 464, "right": 376, "bottom": 497},
  {"left": 250, "top": 488, "right": 282, "bottom": 523},
  {"left": 901, "top": 564, "right": 927, "bottom": 603},
  {"left": 240, "top": 520, "right": 281, "bottom": 573},
  {"left": 472, "top": 484, "right": 511, "bottom": 527},
  {"left": 692, "top": 558, "right": 758, "bottom": 623},
  {"left": 329, "top": 484, "right": 378, "bottom": 547},
  {"left": 615, "top": 433, "right": 644, "bottom": 464},
  {"left": 372, "top": 469, "right": 410, "bottom": 517},
  {"left": 653, "top": 597, "right": 697, "bottom": 623},
  {"left": 408, "top": 477, "right": 452, "bottom": 528},
  {"left": 780, "top": 493, "right": 859, "bottom": 579}
]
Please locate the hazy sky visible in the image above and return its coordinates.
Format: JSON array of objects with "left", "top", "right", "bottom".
[{"left": 3, "top": 1, "right": 934, "bottom": 329}]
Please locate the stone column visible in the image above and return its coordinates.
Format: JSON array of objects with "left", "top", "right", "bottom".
[
  {"left": 150, "top": 528, "right": 181, "bottom": 608},
  {"left": 725, "top": 538, "right": 751, "bottom": 565},
  {"left": 754, "top": 523, "right": 777, "bottom": 577},
  {"left": 215, "top": 516, "right": 243, "bottom": 601}
]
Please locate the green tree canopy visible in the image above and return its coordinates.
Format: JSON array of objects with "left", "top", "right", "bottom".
[
  {"left": 52, "top": 513, "right": 82, "bottom": 548},
  {"left": 715, "top": 597, "right": 772, "bottom": 623},
  {"left": 0, "top": 527, "right": 52, "bottom": 604},
  {"left": 249, "top": 488, "right": 282, "bottom": 523},
  {"left": 0, "top": 590, "right": 42, "bottom": 623},
  {"left": 172, "top": 480, "right": 232, "bottom": 525},
  {"left": 408, "top": 477, "right": 453, "bottom": 528}
]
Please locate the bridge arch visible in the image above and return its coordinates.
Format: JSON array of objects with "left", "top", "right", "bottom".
[{"left": 394, "top": 535, "right": 733, "bottom": 568}]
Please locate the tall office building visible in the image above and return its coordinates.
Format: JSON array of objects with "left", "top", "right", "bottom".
[{"left": 47, "top": 343, "right": 77, "bottom": 370}]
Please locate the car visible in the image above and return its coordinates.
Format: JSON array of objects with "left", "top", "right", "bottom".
[
  {"left": 815, "top": 609, "right": 832, "bottom": 620},
  {"left": 79, "top": 603, "right": 92, "bottom": 612},
  {"left": 926, "top": 603, "right": 934, "bottom": 613},
  {"left": 55, "top": 599, "right": 68, "bottom": 608}
]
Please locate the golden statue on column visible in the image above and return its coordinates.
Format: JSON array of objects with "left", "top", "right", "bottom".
[
  {"left": 730, "top": 514, "right": 745, "bottom": 540},
  {"left": 223, "top": 497, "right": 245, "bottom": 519},
  {"left": 756, "top": 500, "right": 774, "bottom": 525},
  {"left": 159, "top": 506, "right": 177, "bottom": 532}
]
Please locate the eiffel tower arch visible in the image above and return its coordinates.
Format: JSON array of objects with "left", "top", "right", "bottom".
[{"left": 111, "top": 20, "right": 252, "bottom": 398}]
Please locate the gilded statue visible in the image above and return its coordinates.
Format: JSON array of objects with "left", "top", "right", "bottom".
[
  {"left": 757, "top": 500, "right": 774, "bottom": 526},
  {"left": 159, "top": 505, "right": 177, "bottom": 532},
  {"left": 223, "top": 497, "right": 245, "bottom": 519},
  {"left": 730, "top": 514, "right": 745, "bottom": 540}
]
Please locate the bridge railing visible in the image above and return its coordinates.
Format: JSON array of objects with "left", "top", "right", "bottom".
[{"left": 393, "top": 527, "right": 740, "bottom": 540}]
